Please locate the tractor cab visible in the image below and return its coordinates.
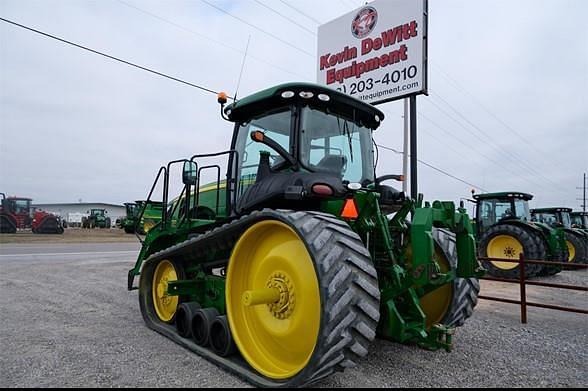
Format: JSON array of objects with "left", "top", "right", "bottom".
[
  {"left": 571, "top": 211, "right": 588, "bottom": 230},
  {"left": 223, "top": 82, "right": 385, "bottom": 215},
  {"left": 90, "top": 209, "right": 106, "bottom": 217},
  {"left": 472, "top": 192, "right": 533, "bottom": 236},
  {"left": 125, "top": 203, "right": 138, "bottom": 218},
  {"left": 531, "top": 207, "right": 572, "bottom": 228}
]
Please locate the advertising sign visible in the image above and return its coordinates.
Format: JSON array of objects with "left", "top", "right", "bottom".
[{"left": 317, "top": 0, "right": 428, "bottom": 105}]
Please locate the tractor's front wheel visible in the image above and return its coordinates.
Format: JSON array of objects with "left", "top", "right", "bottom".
[
  {"left": 140, "top": 258, "right": 186, "bottom": 324},
  {"left": 226, "top": 212, "right": 380, "bottom": 386}
]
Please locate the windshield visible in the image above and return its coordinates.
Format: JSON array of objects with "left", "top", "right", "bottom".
[
  {"left": 299, "top": 106, "right": 374, "bottom": 184},
  {"left": 533, "top": 212, "right": 559, "bottom": 226},
  {"left": 560, "top": 212, "right": 571, "bottom": 228},
  {"left": 513, "top": 199, "right": 531, "bottom": 221},
  {"left": 234, "top": 107, "right": 292, "bottom": 198},
  {"left": 91, "top": 209, "right": 104, "bottom": 216},
  {"left": 12, "top": 199, "right": 30, "bottom": 213}
]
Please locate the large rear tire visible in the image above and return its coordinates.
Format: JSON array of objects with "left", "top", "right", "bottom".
[
  {"left": 226, "top": 211, "right": 380, "bottom": 387},
  {"left": 565, "top": 231, "right": 588, "bottom": 264},
  {"left": 479, "top": 224, "right": 544, "bottom": 278}
]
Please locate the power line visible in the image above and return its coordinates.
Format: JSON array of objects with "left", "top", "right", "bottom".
[
  {"left": 277, "top": 0, "right": 323, "bottom": 25},
  {"left": 199, "top": 0, "right": 314, "bottom": 57},
  {"left": 117, "top": 0, "right": 309, "bottom": 79},
  {"left": 252, "top": 0, "right": 316, "bottom": 36},
  {"left": 431, "top": 62, "right": 549, "bottom": 156},
  {"left": 0, "top": 17, "right": 229, "bottom": 98},
  {"left": 377, "top": 144, "right": 488, "bottom": 192},
  {"left": 428, "top": 91, "right": 566, "bottom": 191},
  {"left": 418, "top": 111, "right": 544, "bottom": 189}
]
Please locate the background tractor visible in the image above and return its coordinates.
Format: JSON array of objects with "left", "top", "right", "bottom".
[
  {"left": 127, "top": 83, "right": 483, "bottom": 387},
  {"left": 471, "top": 192, "right": 567, "bottom": 278},
  {"left": 571, "top": 211, "right": 588, "bottom": 232},
  {"left": 82, "top": 208, "right": 111, "bottom": 229},
  {"left": 121, "top": 201, "right": 163, "bottom": 234},
  {"left": 0, "top": 193, "right": 63, "bottom": 234},
  {"left": 531, "top": 207, "right": 588, "bottom": 265}
]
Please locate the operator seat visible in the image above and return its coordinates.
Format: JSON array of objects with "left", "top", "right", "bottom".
[{"left": 314, "top": 155, "right": 347, "bottom": 178}]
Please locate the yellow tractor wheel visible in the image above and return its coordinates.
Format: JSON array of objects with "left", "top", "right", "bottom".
[
  {"left": 225, "top": 213, "right": 380, "bottom": 386},
  {"left": 479, "top": 224, "right": 545, "bottom": 278}
]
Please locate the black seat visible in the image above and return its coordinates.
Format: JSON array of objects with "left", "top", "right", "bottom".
[{"left": 314, "top": 155, "right": 347, "bottom": 177}]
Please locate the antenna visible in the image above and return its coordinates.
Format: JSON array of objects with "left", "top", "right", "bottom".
[{"left": 233, "top": 35, "right": 251, "bottom": 101}]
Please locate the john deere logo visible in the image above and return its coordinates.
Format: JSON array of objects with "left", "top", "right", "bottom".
[{"left": 351, "top": 6, "right": 378, "bottom": 39}]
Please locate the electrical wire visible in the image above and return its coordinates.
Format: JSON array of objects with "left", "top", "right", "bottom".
[
  {"left": 0, "top": 17, "right": 230, "bottom": 98},
  {"left": 199, "top": 0, "right": 314, "bottom": 57},
  {"left": 252, "top": 0, "right": 316, "bottom": 36},
  {"left": 277, "top": 0, "right": 323, "bottom": 25},
  {"left": 376, "top": 144, "right": 488, "bottom": 192},
  {"left": 117, "top": 0, "right": 309, "bottom": 79}
]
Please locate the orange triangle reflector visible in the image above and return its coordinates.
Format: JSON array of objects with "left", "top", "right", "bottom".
[{"left": 341, "top": 198, "right": 359, "bottom": 219}]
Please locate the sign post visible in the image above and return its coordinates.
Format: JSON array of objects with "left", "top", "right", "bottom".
[{"left": 317, "top": 0, "right": 428, "bottom": 198}]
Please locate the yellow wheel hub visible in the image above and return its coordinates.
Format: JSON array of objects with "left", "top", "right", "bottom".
[
  {"left": 143, "top": 220, "right": 156, "bottom": 233},
  {"left": 419, "top": 246, "right": 452, "bottom": 329},
  {"left": 566, "top": 240, "right": 576, "bottom": 262},
  {"left": 226, "top": 220, "right": 320, "bottom": 380},
  {"left": 152, "top": 260, "right": 179, "bottom": 323},
  {"left": 486, "top": 235, "right": 522, "bottom": 270}
]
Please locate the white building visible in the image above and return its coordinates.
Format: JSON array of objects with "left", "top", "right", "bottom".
[{"left": 32, "top": 202, "right": 125, "bottom": 227}]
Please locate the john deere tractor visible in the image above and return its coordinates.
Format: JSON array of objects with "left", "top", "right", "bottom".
[
  {"left": 82, "top": 209, "right": 111, "bottom": 229},
  {"left": 121, "top": 201, "right": 164, "bottom": 234},
  {"left": 571, "top": 211, "right": 588, "bottom": 232},
  {"left": 127, "top": 83, "right": 483, "bottom": 387},
  {"left": 471, "top": 192, "right": 568, "bottom": 278},
  {"left": 532, "top": 207, "right": 588, "bottom": 264}
]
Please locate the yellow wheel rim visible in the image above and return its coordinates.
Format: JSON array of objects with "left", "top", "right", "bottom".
[
  {"left": 226, "top": 220, "right": 320, "bottom": 380},
  {"left": 152, "top": 260, "right": 179, "bottom": 323},
  {"left": 486, "top": 235, "right": 522, "bottom": 270},
  {"left": 143, "top": 220, "right": 155, "bottom": 233},
  {"left": 419, "top": 246, "right": 452, "bottom": 329},
  {"left": 566, "top": 240, "right": 576, "bottom": 262}
]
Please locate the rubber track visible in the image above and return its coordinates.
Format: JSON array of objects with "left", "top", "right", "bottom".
[
  {"left": 138, "top": 209, "right": 380, "bottom": 387},
  {"left": 432, "top": 228, "right": 479, "bottom": 327}
]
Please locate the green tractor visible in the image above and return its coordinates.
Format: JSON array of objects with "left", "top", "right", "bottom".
[
  {"left": 571, "top": 211, "right": 588, "bottom": 232},
  {"left": 121, "top": 203, "right": 138, "bottom": 233},
  {"left": 531, "top": 207, "right": 588, "bottom": 265},
  {"left": 471, "top": 192, "right": 567, "bottom": 278},
  {"left": 122, "top": 201, "right": 164, "bottom": 234},
  {"left": 127, "top": 83, "right": 483, "bottom": 387},
  {"left": 81, "top": 208, "right": 111, "bottom": 229}
]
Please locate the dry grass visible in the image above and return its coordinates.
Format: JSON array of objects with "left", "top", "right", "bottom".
[{"left": 0, "top": 228, "right": 140, "bottom": 244}]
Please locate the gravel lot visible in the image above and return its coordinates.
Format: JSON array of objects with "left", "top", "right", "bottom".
[{"left": 0, "top": 242, "right": 586, "bottom": 388}]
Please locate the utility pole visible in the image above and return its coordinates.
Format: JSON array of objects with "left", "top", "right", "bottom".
[
  {"left": 409, "top": 95, "right": 418, "bottom": 200},
  {"left": 577, "top": 173, "right": 587, "bottom": 212},
  {"left": 402, "top": 98, "right": 409, "bottom": 194}
]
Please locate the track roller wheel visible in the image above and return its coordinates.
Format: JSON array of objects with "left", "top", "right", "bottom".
[
  {"left": 226, "top": 212, "right": 380, "bottom": 386},
  {"left": 140, "top": 259, "right": 185, "bottom": 324}
]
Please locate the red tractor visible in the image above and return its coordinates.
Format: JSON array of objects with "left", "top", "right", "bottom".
[{"left": 0, "top": 193, "right": 63, "bottom": 234}]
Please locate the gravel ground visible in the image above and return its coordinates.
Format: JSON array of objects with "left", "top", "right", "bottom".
[{"left": 0, "top": 246, "right": 586, "bottom": 388}]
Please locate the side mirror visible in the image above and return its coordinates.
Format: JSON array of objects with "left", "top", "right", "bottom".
[{"left": 182, "top": 161, "right": 198, "bottom": 186}]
